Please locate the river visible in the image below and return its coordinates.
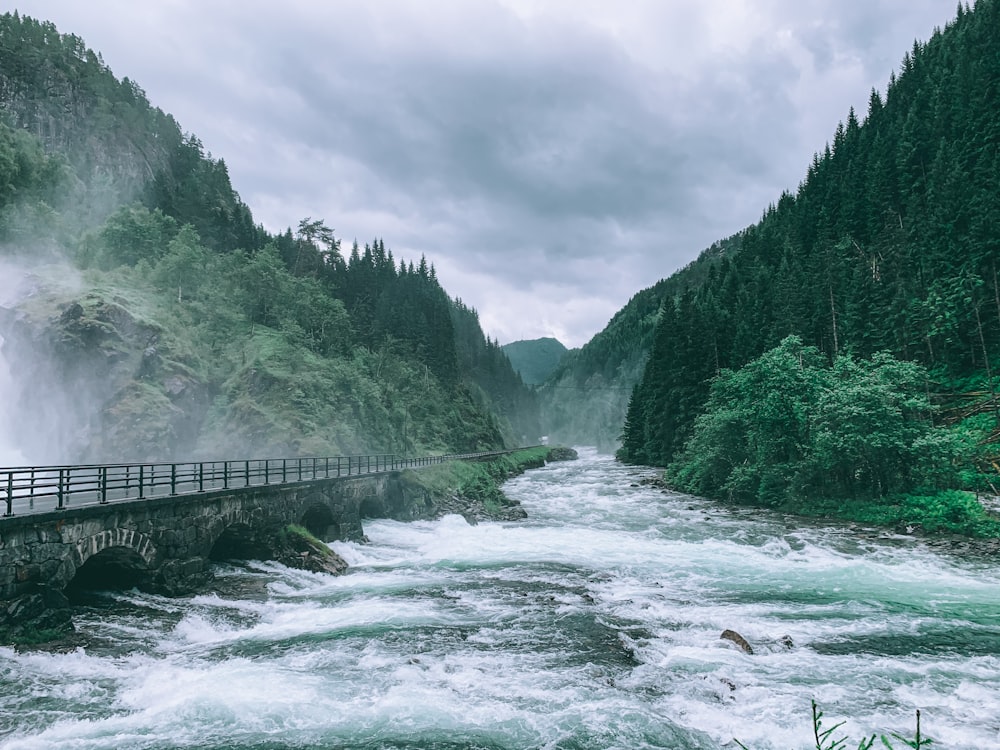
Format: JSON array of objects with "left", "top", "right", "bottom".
[{"left": 1, "top": 450, "right": 999, "bottom": 749}]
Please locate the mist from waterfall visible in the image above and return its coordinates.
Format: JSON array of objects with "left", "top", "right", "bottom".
[
  {"left": 0, "top": 330, "right": 26, "bottom": 466},
  {"left": 0, "top": 256, "right": 83, "bottom": 467},
  {"left": 0, "top": 258, "right": 28, "bottom": 466}
]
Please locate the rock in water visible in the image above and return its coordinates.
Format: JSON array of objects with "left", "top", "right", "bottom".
[
  {"left": 273, "top": 525, "right": 348, "bottom": 575},
  {"left": 720, "top": 629, "right": 754, "bottom": 654}
]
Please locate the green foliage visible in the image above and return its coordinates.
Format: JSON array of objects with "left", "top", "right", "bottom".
[
  {"left": 668, "top": 337, "right": 963, "bottom": 508},
  {"left": 0, "top": 121, "right": 66, "bottom": 243},
  {"left": 735, "top": 702, "right": 933, "bottom": 750},
  {"left": 805, "top": 491, "right": 1000, "bottom": 538},
  {"left": 277, "top": 524, "right": 337, "bottom": 559},
  {"left": 400, "top": 447, "right": 551, "bottom": 511},
  {"left": 79, "top": 204, "right": 179, "bottom": 268},
  {"left": 0, "top": 625, "right": 68, "bottom": 647},
  {"left": 452, "top": 300, "right": 541, "bottom": 444},
  {"left": 621, "top": 1, "right": 1000, "bottom": 476}
]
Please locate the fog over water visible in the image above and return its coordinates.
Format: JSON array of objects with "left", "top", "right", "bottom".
[{"left": 1, "top": 451, "right": 998, "bottom": 749}]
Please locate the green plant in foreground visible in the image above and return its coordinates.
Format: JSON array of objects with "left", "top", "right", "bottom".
[{"left": 734, "top": 701, "right": 933, "bottom": 749}]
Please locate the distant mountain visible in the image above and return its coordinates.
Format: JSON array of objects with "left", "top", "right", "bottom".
[
  {"left": 501, "top": 337, "right": 568, "bottom": 386},
  {"left": 538, "top": 235, "right": 739, "bottom": 451}
]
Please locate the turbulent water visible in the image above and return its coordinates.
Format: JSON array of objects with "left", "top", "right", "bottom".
[{"left": 2, "top": 450, "right": 999, "bottom": 749}]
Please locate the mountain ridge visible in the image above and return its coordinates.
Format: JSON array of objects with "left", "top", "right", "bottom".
[
  {"left": 0, "top": 11, "right": 539, "bottom": 463},
  {"left": 501, "top": 337, "right": 567, "bottom": 387}
]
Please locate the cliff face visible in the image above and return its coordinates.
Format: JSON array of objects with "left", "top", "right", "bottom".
[{"left": 0, "top": 269, "right": 211, "bottom": 464}]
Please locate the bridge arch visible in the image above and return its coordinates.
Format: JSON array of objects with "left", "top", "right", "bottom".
[
  {"left": 68, "top": 529, "right": 158, "bottom": 594},
  {"left": 208, "top": 509, "right": 269, "bottom": 560},
  {"left": 359, "top": 497, "right": 385, "bottom": 519},
  {"left": 300, "top": 502, "right": 341, "bottom": 541},
  {"left": 72, "top": 528, "right": 158, "bottom": 570}
]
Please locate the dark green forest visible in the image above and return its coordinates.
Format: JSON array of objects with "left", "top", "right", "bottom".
[
  {"left": 0, "top": 12, "right": 538, "bottom": 462},
  {"left": 619, "top": 0, "right": 1000, "bottom": 529}
]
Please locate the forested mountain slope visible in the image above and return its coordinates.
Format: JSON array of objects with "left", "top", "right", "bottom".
[
  {"left": 621, "top": 0, "right": 1000, "bottom": 474},
  {"left": 539, "top": 235, "right": 738, "bottom": 450},
  {"left": 0, "top": 12, "right": 537, "bottom": 463}
]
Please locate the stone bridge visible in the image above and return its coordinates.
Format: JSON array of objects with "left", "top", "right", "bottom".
[{"left": 0, "top": 450, "right": 528, "bottom": 640}]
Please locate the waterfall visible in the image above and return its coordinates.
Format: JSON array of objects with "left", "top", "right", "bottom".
[
  {"left": 0, "top": 331, "right": 26, "bottom": 466},
  {"left": 0, "top": 259, "right": 30, "bottom": 466}
]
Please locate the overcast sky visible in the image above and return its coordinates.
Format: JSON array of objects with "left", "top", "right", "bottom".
[{"left": 14, "top": 1, "right": 959, "bottom": 347}]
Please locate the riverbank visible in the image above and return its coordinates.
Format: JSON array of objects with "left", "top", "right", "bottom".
[
  {"left": 392, "top": 446, "right": 578, "bottom": 523},
  {"left": 642, "top": 473, "right": 1000, "bottom": 553}
]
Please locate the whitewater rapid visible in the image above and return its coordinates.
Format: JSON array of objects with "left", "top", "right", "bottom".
[{"left": 1, "top": 450, "right": 998, "bottom": 748}]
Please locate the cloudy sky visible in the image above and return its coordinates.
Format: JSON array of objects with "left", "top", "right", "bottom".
[{"left": 14, "top": 1, "right": 958, "bottom": 347}]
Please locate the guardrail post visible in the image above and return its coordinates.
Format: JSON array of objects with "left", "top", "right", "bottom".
[
  {"left": 337, "top": 456, "right": 341, "bottom": 477},
  {"left": 298, "top": 458, "right": 303, "bottom": 481},
  {"left": 198, "top": 463, "right": 204, "bottom": 492},
  {"left": 170, "top": 464, "right": 177, "bottom": 495},
  {"left": 5, "top": 471, "right": 12, "bottom": 516},
  {"left": 223, "top": 462, "right": 229, "bottom": 490},
  {"left": 325, "top": 457, "right": 330, "bottom": 478},
  {"left": 245, "top": 460, "right": 250, "bottom": 487},
  {"left": 138, "top": 465, "right": 145, "bottom": 499},
  {"left": 58, "top": 468, "right": 66, "bottom": 509},
  {"left": 100, "top": 467, "right": 108, "bottom": 504},
  {"left": 265, "top": 460, "right": 270, "bottom": 484}
]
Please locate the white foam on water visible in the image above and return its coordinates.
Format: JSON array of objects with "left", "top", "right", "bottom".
[{"left": 3, "top": 451, "right": 999, "bottom": 749}]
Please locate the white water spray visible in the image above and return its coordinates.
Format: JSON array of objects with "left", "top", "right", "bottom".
[
  {"left": 0, "top": 331, "right": 27, "bottom": 466},
  {"left": 0, "top": 259, "right": 29, "bottom": 466}
]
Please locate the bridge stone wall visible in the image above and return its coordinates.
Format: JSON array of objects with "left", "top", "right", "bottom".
[{"left": 0, "top": 473, "right": 393, "bottom": 602}]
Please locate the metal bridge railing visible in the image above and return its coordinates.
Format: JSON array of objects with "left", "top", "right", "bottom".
[{"left": 0, "top": 450, "right": 522, "bottom": 518}]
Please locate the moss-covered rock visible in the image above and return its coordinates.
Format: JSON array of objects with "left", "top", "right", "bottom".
[
  {"left": 546, "top": 446, "right": 578, "bottom": 462},
  {"left": 0, "top": 586, "right": 74, "bottom": 646},
  {"left": 386, "top": 447, "right": 571, "bottom": 524},
  {"left": 271, "top": 524, "right": 348, "bottom": 575}
]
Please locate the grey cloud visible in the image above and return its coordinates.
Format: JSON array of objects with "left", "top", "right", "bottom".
[{"left": 10, "top": 0, "right": 962, "bottom": 346}]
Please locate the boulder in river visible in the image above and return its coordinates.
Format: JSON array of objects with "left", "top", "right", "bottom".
[
  {"left": 546, "top": 447, "right": 578, "bottom": 462},
  {"left": 720, "top": 629, "right": 754, "bottom": 654}
]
